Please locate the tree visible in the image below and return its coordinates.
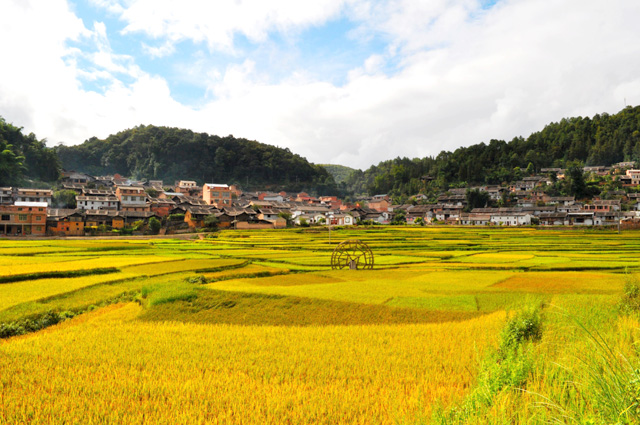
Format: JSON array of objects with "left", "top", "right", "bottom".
[
  {"left": 567, "top": 165, "right": 587, "bottom": 199},
  {"left": 0, "top": 142, "right": 25, "bottom": 186},
  {"left": 390, "top": 210, "right": 406, "bottom": 225},
  {"left": 204, "top": 214, "right": 219, "bottom": 230},
  {"left": 148, "top": 217, "right": 162, "bottom": 235},
  {"left": 52, "top": 190, "right": 77, "bottom": 209},
  {"left": 278, "top": 211, "right": 293, "bottom": 227},
  {"left": 465, "top": 188, "right": 490, "bottom": 212},
  {"left": 414, "top": 217, "right": 425, "bottom": 226}
]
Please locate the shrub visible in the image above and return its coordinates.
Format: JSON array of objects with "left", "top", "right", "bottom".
[
  {"left": 500, "top": 301, "right": 543, "bottom": 351},
  {"left": 619, "top": 275, "right": 640, "bottom": 315},
  {"left": 148, "top": 217, "right": 162, "bottom": 235}
]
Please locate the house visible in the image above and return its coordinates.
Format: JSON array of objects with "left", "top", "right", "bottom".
[
  {"left": 116, "top": 211, "right": 162, "bottom": 228},
  {"left": 14, "top": 188, "right": 53, "bottom": 206},
  {"left": 567, "top": 211, "right": 595, "bottom": 226},
  {"left": 326, "top": 213, "right": 354, "bottom": 226},
  {"left": 319, "top": 196, "right": 342, "bottom": 209},
  {"left": 47, "top": 209, "right": 85, "bottom": 236},
  {"left": 258, "top": 192, "right": 284, "bottom": 202},
  {"left": 115, "top": 186, "right": 149, "bottom": 212},
  {"left": 184, "top": 206, "right": 216, "bottom": 228},
  {"left": 594, "top": 211, "right": 621, "bottom": 226},
  {"left": 257, "top": 208, "right": 283, "bottom": 221},
  {"left": 294, "top": 214, "right": 316, "bottom": 225},
  {"left": 434, "top": 205, "right": 464, "bottom": 222},
  {"left": 148, "top": 198, "right": 176, "bottom": 217},
  {"left": 203, "top": 183, "right": 232, "bottom": 207},
  {"left": 0, "top": 187, "right": 12, "bottom": 205},
  {"left": 213, "top": 208, "right": 256, "bottom": 228},
  {"left": 176, "top": 180, "right": 197, "bottom": 190},
  {"left": 84, "top": 209, "right": 119, "bottom": 228},
  {"left": 83, "top": 188, "right": 116, "bottom": 196},
  {"left": 544, "top": 196, "right": 575, "bottom": 206},
  {"left": 490, "top": 211, "right": 533, "bottom": 226},
  {"left": 459, "top": 212, "right": 491, "bottom": 226},
  {"left": 626, "top": 170, "right": 640, "bottom": 185},
  {"left": 147, "top": 180, "right": 164, "bottom": 190},
  {"left": 76, "top": 195, "right": 119, "bottom": 210},
  {"left": 538, "top": 212, "right": 568, "bottom": 226},
  {"left": 0, "top": 202, "right": 48, "bottom": 236},
  {"left": 290, "top": 205, "right": 331, "bottom": 218},
  {"left": 368, "top": 198, "right": 391, "bottom": 212},
  {"left": 175, "top": 180, "right": 202, "bottom": 197},
  {"left": 437, "top": 194, "right": 466, "bottom": 206},
  {"left": 583, "top": 199, "right": 621, "bottom": 212},
  {"left": 405, "top": 205, "right": 433, "bottom": 222},
  {"left": 61, "top": 171, "right": 94, "bottom": 186}
]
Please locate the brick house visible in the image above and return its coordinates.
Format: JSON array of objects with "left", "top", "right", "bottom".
[
  {"left": 0, "top": 202, "right": 48, "bottom": 236},
  {"left": 47, "top": 209, "right": 85, "bottom": 236},
  {"left": 203, "top": 183, "right": 232, "bottom": 207},
  {"left": 115, "top": 186, "right": 149, "bottom": 212}
]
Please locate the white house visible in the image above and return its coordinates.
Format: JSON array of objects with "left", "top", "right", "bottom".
[
  {"left": 490, "top": 212, "right": 533, "bottom": 226},
  {"left": 76, "top": 195, "right": 119, "bottom": 210}
]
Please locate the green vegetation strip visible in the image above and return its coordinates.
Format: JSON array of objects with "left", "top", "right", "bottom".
[
  {"left": 0, "top": 267, "right": 119, "bottom": 284},
  {"left": 139, "top": 288, "right": 488, "bottom": 326}
]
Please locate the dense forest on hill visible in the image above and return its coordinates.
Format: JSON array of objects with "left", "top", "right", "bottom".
[
  {"left": 0, "top": 117, "right": 60, "bottom": 186},
  {"left": 320, "top": 164, "right": 356, "bottom": 185},
  {"left": 55, "top": 125, "right": 337, "bottom": 193},
  {"left": 3, "top": 105, "right": 640, "bottom": 196},
  {"left": 347, "top": 106, "right": 640, "bottom": 196}
]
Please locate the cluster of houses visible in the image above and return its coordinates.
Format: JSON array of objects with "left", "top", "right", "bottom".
[{"left": 2, "top": 164, "right": 640, "bottom": 237}]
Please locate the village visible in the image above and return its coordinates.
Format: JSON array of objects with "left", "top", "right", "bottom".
[{"left": 2, "top": 162, "right": 640, "bottom": 237}]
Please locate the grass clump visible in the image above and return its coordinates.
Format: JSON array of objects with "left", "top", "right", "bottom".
[
  {"left": 434, "top": 298, "right": 544, "bottom": 424},
  {"left": 0, "top": 310, "right": 76, "bottom": 338},
  {"left": 619, "top": 274, "right": 640, "bottom": 316},
  {"left": 142, "top": 280, "right": 199, "bottom": 306}
]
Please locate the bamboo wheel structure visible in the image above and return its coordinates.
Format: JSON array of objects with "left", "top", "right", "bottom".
[{"left": 331, "top": 239, "right": 374, "bottom": 270}]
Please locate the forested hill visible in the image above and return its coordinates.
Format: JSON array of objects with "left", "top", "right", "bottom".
[
  {"left": 55, "top": 125, "right": 336, "bottom": 192},
  {"left": 320, "top": 164, "right": 356, "bottom": 184},
  {"left": 346, "top": 105, "right": 640, "bottom": 196},
  {"left": 0, "top": 117, "right": 60, "bottom": 186}
]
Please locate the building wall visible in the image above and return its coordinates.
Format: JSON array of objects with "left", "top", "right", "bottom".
[
  {"left": 0, "top": 204, "right": 47, "bottom": 235},
  {"left": 203, "top": 184, "right": 232, "bottom": 207}
]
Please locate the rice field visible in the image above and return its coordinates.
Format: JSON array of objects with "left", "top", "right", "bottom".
[{"left": 1, "top": 227, "right": 640, "bottom": 424}]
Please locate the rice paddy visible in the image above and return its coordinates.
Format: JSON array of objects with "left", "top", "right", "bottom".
[{"left": 1, "top": 227, "right": 640, "bottom": 424}]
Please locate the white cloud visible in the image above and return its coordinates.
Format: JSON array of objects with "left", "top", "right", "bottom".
[
  {"left": 116, "top": 0, "right": 349, "bottom": 52},
  {"left": 1, "top": 0, "right": 640, "bottom": 171}
]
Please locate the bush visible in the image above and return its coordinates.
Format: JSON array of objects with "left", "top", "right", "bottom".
[
  {"left": 500, "top": 301, "right": 543, "bottom": 351},
  {"left": 619, "top": 275, "right": 640, "bottom": 315},
  {"left": 186, "top": 275, "right": 207, "bottom": 284},
  {"left": 148, "top": 217, "right": 162, "bottom": 235}
]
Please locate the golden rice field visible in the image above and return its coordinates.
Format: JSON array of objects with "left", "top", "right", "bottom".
[{"left": 1, "top": 227, "right": 640, "bottom": 424}]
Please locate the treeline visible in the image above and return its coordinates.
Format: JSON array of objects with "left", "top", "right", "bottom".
[
  {"left": 347, "top": 106, "right": 640, "bottom": 197},
  {"left": 55, "top": 125, "right": 338, "bottom": 194},
  {"left": 0, "top": 117, "right": 60, "bottom": 186}
]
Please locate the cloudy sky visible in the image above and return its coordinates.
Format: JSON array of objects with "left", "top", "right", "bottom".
[{"left": 1, "top": 0, "right": 639, "bottom": 169}]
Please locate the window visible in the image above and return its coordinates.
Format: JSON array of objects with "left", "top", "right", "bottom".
[
  {"left": 36, "top": 226, "right": 42, "bottom": 232},
  {"left": 1, "top": 215, "right": 9, "bottom": 221},
  {"left": 18, "top": 214, "right": 27, "bottom": 221},
  {"left": 36, "top": 216, "right": 42, "bottom": 221}
]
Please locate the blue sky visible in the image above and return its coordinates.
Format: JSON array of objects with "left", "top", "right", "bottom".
[{"left": 1, "top": 0, "right": 640, "bottom": 169}]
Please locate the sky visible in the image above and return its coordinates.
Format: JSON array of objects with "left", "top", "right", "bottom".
[{"left": 1, "top": 0, "right": 640, "bottom": 170}]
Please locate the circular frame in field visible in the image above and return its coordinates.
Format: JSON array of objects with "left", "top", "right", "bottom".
[{"left": 331, "top": 239, "right": 374, "bottom": 270}]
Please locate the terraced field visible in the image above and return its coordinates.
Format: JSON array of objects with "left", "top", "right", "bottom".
[{"left": 1, "top": 227, "right": 640, "bottom": 424}]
